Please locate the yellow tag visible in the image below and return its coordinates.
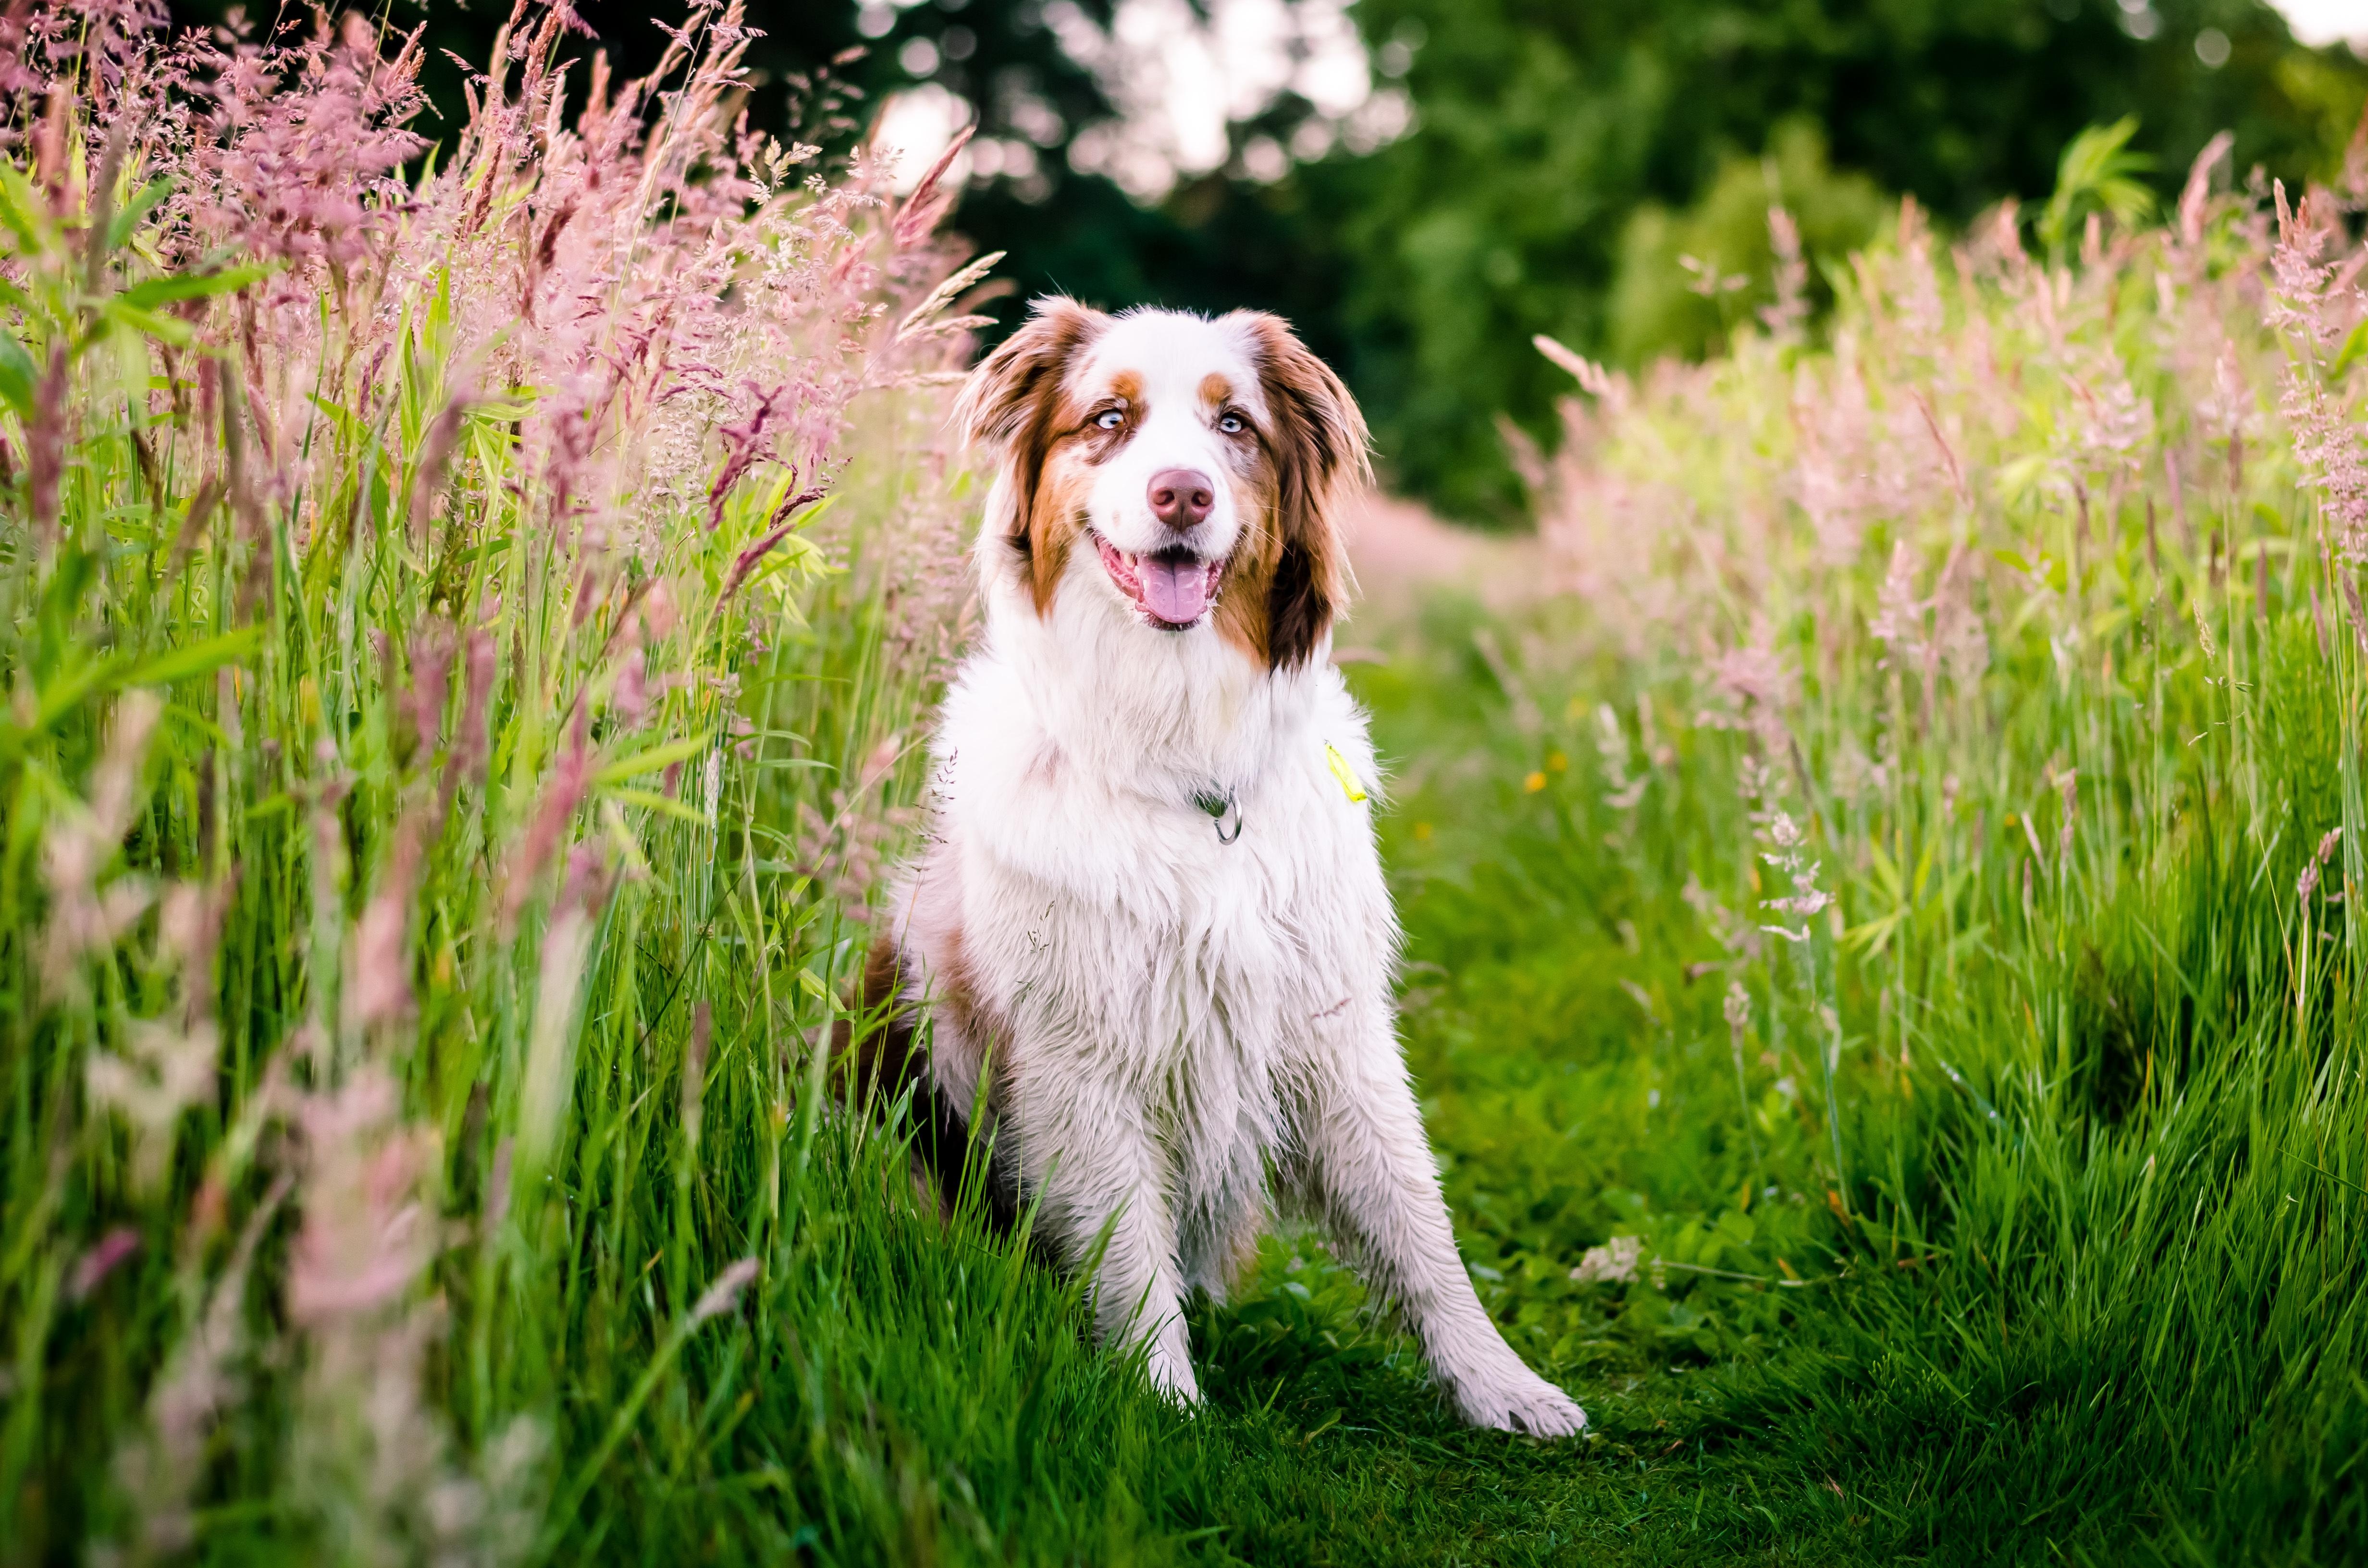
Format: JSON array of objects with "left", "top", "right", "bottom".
[{"left": 1324, "top": 742, "right": 1367, "bottom": 803}]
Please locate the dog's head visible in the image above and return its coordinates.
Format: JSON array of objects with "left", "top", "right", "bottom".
[{"left": 955, "top": 300, "right": 1368, "bottom": 669}]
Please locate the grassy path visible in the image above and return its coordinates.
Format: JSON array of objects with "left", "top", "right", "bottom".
[{"left": 1134, "top": 588, "right": 1876, "bottom": 1567}]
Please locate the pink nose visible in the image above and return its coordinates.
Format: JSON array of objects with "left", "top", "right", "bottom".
[{"left": 1148, "top": 468, "right": 1215, "bottom": 529}]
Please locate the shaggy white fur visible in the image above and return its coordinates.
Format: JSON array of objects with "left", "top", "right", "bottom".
[{"left": 874, "top": 303, "right": 1587, "bottom": 1437}]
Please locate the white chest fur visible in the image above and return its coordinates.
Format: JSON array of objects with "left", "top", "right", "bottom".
[{"left": 904, "top": 573, "right": 1395, "bottom": 1282}]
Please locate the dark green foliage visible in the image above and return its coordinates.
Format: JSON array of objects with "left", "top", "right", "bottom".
[{"left": 1307, "top": 0, "right": 2368, "bottom": 521}]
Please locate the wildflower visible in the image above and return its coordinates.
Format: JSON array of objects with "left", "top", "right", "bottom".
[
  {"left": 347, "top": 812, "right": 425, "bottom": 1030},
  {"left": 2175, "top": 132, "right": 2234, "bottom": 251},
  {"left": 69, "top": 1228, "right": 141, "bottom": 1302},
  {"left": 2055, "top": 768, "right": 2079, "bottom": 865},
  {"left": 719, "top": 486, "right": 829, "bottom": 608},
  {"left": 1595, "top": 707, "right": 1644, "bottom": 810},
  {"left": 2194, "top": 346, "right": 2261, "bottom": 450},
  {"left": 1759, "top": 811, "right": 1832, "bottom": 943},
  {"left": 285, "top": 1069, "right": 432, "bottom": 1327},
  {"left": 5, "top": 2, "right": 964, "bottom": 1556},
  {"left": 1680, "top": 252, "right": 1748, "bottom": 298},
  {"left": 2267, "top": 183, "right": 2368, "bottom": 557},
  {"left": 1708, "top": 633, "right": 1798, "bottom": 756},
  {"left": 707, "top": 386, "right": 799, "bottom": 530},
  {"left": 1760, "top": 206, "right": 1809, "bottom": 342},
  {"left": 2066, "top": 353, "right": 2155, "bottom": 476},
  {"left": 40, "top": 691, "right": 164, "bottom": 996},
  {"left": 2299, "top": 827, "right": 2343, "bottom": 903},
  {"left": 518, "top": 846, "right": 614, "bottom": 1176},
  {"left": 1568, "top": 1235, "right": 1642, "bottom": 1286},
  {"left": 86, "top": 1018, "right": 221, "bottom": 1196},
  {"left": 1683, "top": 875, "right": 1765, "bottom": 963},
  {"left": 1931, "top": 547, "right": 1988, "bottom": 686},
  {"left": 451, "top": 629, "right": 498, "bottom": 788},
  {"left": 1792, "top": 359, "right": 1879, "bottom": 565},
  {"left": 1870, "top": 542, "right": 1925, "bottom": 667},
  {"left": 405, "top": 397, "right": 470, "bottom": 547},
  {"left": 103, "top": 1176, "right": 291, "bottom": 1563},
  {"left": 501, "top": 710, "right": 594, "bottom": 931},
  {"left": 792, "top": 741, "right": 922, "bottom": 907},
  {"left": 1532, "top": 334, "right": 1625, "bottom": 404},
  {"left": 688, "top": 1257, "right": 762, "bottom": 1327},
  {"left": 283, "top": 1063, "right": 504, "bottom": 1563},
  {"left": 611, "top": 645, "right": 650, "bottom": 730},
  {"left": 26, "top": 339, "right": 64, "bottom": 542},
  {"left": 398, "top": 625, "right": 454, "bottom": 766}
]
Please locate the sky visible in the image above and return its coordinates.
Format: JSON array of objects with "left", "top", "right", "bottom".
[
  {"left": 872, "top": 0, "right": 1394, "bottom": 196},
  {"left": 2268, "top": 0, "right": 2368, "bottom": 47}
]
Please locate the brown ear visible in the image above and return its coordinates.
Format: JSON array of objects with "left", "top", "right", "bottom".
[
  {"left": 1236, "top": 312, "right": 1368, "bottom": 670},
  {"left": 955, "top": 297, "right": 1107, "bottom": 577}
]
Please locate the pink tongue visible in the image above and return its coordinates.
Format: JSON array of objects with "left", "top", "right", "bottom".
[{"left": 1142, "top": 555, "right": 1211, "bottom": 624}]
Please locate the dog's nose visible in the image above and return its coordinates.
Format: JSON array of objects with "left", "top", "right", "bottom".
[{"left": 1148, "top": 468, "right": 1215, "bottom": 529}]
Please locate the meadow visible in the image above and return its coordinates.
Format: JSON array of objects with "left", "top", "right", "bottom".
[{"left": 4, "top": 4, "right": 2368, "bottom": 1563}]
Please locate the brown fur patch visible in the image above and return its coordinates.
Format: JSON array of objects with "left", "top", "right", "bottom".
[
  {"left": 1024, "top": 449, "right": 1093, "bottom": 615},
  {"left": 1214, "top": 466, "right": 1281, "bottom": 664},
  {"left": 1222, "top": 313, "right": 1370, "bottom": 669},
  {"left": 1199, "top": 371, "right": 1233, "bottom": 408},
  {"left": 953, "top": 297, "right": 1109, "bottom": 618},
  {"left": 835, "top": 931, "right": 1018, "bottom": 1227}
]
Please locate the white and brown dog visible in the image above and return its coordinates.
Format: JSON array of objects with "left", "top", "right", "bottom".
[{"left": 855, "top": 299, "right": 1586, "bottom": 1437}]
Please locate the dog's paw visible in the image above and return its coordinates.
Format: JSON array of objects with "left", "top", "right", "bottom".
[
  {"left": 1145, "top": 1344, "right": 1205, "bottom": 1412},
  {"left": 1454, "top": 1371, "right": 1589, "bottom": 1439}
]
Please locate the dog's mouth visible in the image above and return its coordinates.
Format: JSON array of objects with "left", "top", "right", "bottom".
[{"left": 1093, "top": 533, "right": 1223, "bottom": 630}]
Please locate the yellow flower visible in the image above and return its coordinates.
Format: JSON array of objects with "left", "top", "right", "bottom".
[
  {"left": 1547, "top": 751, "right": 1568, "bottom": 772},
  {"left": 1523, "top": 771, "right": 1547, "bottom": 793},
  {"left": 1413, "top": 821, "right": 1434, "bottom": 841}
]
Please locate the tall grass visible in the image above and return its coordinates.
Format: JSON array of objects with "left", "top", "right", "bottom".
[
  {"left": 1452, "top": 127, "right": 2368, "bottom": 1557},
  {"left": 0, "top": 5, "right": 1214, "bottom": 1562}
]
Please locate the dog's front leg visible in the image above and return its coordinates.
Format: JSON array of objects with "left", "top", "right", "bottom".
[
  {"left": 1022, "top": 1082, "right": 1200, "bottom": 1407},
  {"left": 1299, "top": 1048, "right": 1588, "bottom": 1438}
]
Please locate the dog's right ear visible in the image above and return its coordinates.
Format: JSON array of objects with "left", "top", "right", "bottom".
[
  {"left": 954, "top": 296, "right": 1107, "bottom": 454},
  {"left": 956, "top": 297, "right": 1106, "bottom": 592}
]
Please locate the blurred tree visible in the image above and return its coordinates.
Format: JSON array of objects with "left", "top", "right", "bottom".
[
  {"left": 1603, "top": 121, "right": 1890, "bottom": 368},
  {"left": 165, "top": 0, "right": 1337, "bottom": 390},
  {"left": 1301, "top": 0, "right": 2368, "bottom": 523}
]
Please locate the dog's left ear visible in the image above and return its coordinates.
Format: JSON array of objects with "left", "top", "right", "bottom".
[{"left": 1235, "top": 312, "right": 1369, "bottom": 669}]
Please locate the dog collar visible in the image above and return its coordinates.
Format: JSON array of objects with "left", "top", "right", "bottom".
[{"left": 1192, "top": 785, "right": 1244, "bottom": 844}]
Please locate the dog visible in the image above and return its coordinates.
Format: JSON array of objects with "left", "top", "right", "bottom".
[{"left": 854, "top": 299, "right": 1587, "bottom": 1437}]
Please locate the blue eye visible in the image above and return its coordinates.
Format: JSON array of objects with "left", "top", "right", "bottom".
[
  {"left": 1095, "top": 409, "right": 1125, "bottom": 430},
  {"left": 1218, "top": 413, "right": 1245, "bottom": 434}
]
